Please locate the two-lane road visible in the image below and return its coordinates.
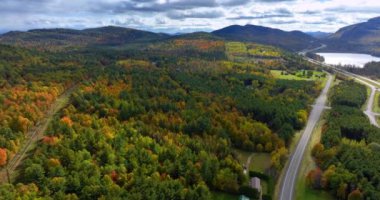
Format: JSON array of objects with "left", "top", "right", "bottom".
[{"left": 279, "top": 74, "right": 333, "bottom": 200}]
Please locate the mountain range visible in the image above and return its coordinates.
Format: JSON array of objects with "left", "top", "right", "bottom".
[
  {"left": 323, "top": 16, "right": 380, "bottom": 56},
  {"left": 0, "top": 26, "right": 169, "bottom": 50},
  {"left": 1, "top": 16, "right": 379, "bottom": 55},
  {"left": 212, "top": 24, "right": 320, "bottom": 51}
]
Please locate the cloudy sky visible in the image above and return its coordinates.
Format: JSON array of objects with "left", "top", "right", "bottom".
[{"left": 0, "top": 0, "right": 379, "bottom": 33}]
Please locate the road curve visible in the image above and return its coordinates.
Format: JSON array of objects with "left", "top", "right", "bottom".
[
  {"left": 311, "top": 61, "right": 380, "bottom": 127},
  {"left": 351, "top": 77, "right": 379, "bottom": 127},
  {"left": 279, "top": 74, "right": 333, "bottom": 200}
]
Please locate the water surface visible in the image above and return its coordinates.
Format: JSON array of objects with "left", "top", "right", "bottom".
[{"left": 316, "top": 53, "right": 380, "bottom": 68}]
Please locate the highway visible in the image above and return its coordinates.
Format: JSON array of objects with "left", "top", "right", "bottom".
[
  {"left": 279, "top": 73, "right": 333, "bottom": 200},
  {"left": 310, "top": 58, "right": 380, "bottom": 127},
  {"left": 279, "top": 55, "right": 380, "bottom": 200}
]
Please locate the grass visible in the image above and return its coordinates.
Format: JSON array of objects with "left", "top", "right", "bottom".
[
  {"left": 234, "top": 149, "right": 271, "bottom": 173},
  {"left": 360, "top": 86, "right": 371, "bottom": 111},
  {"left": 211, "top": 191, "right": 238, "bottom": 200},
  {"left": 271, "top": 70, "right": 327, "bottom": 81},
  {"left": 247, "top": 43, "right": 281, "bottom": 57},
  {"left": 249, "top": 153, "right": 271, "bottom": 173},
  {"left": 374, "top": 91, "right": 380, "bottom": 113},
  {"left": 234, "top": 149, "right": 252, "bottom": 166}
]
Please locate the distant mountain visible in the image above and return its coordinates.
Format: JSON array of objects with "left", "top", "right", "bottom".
[
  {"left": 0, "top": 26, "right": 169, "bottom": 51},
  {"left": 172, "top": 32, "right": 223, "bottom": 41},
  {"left": 212, "top": 24, "right": 320, "bottom": 51},
  {"left": 324, "top": 16, "right": 380, "bottom": 56},
  {"left": 306, "top": 31, "right": 332, "bottom": 39}
]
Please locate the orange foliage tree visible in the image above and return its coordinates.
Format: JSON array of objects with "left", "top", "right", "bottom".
[{"left": 0, "top": 148, "right": 7, "bottom": 166}]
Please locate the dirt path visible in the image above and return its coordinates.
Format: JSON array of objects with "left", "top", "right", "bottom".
[
  {"left": 0, "top": 85, "right": 77, "bottom": 184},
  {"left": 244, "top": 154, "right": 253, "bottom": 175}
]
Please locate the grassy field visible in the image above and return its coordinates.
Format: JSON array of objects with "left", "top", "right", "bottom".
[
  {"left": 211, "top": 191, "right": 238, "bottom": 200},
  {"left": 249, "top": 153, "right": 271, "bottom": 173},
  {"left": 234, "top": 149, "right": 252, "bottom": 166},
  {"left": 271, "top": 70, "right": 327, "bottom": 81},
  {"left": 247, "top": 43, "right": 281, "bottom": 57},
  {"left": 234, "top": 149, "right": 271, "bottom": 173}
]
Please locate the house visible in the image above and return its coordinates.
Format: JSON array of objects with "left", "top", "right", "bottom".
[{"left": 250, "top": 177, "right": 262, "bottom": 200}]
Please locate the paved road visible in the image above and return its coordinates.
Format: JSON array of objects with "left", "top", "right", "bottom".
[
  {"left": 278, "top": 50, "right": 380, "bottom": 200},
  {"left": 298, "top": 44, "right": 327, "bottom": 56},
  {"left": 310, "top": 60, "right": 380, "bottom": 127},
  {"left": 351, "top": 77, "right": 379, "bottom": 127},
  {"left": 279, "top": 74, "right": 333, "bottom": 200},
  {"left": 0, "top": 85, "right": 77, "bottom": 184}
]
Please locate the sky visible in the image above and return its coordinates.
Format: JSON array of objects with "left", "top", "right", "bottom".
[{"left": 0, "top": 0, "right": 379, "bottom": 34}]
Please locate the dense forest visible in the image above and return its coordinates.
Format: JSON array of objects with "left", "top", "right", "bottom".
[
  {"left": 0, "top": 34, "right": 325, "bottom": 199},
  {"left": 308, "top": 79, "right": 380, "bottom": 199},
  {"left": 344, "top": 62, "right": 380, "bottom": 78}
]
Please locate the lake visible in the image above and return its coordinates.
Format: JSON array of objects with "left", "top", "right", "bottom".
[{"left": 316, "top": 53, "right": 380, "bottom": 68}]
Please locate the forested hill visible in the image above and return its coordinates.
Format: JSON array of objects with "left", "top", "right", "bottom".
[
  {"left": 324, "top": 16, "right": 380, "bottom": 56},
  {"left": 212, "top": 24, "right": 321, "bottom": 51},
  {"left": 0, "top": 24, "right": 323, "bottom": 53},
  {"left": 0, "top": 26, "right": 169, "bottom": 51},
  {"left": 0, "top": 33, "right": 327, "bottom": 199}
]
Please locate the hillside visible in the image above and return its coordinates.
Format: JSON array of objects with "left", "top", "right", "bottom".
[
  {"left": 0, "top": 26, "right": 169, "bottom": 51},
  {"left": 324, "top": 16, "right": 380, "bottom": 56},
  {"left": 212, "top": 24, "right": 320, "bottom": 51}
]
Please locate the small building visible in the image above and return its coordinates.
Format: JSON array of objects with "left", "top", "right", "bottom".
[{"left": 250, "top": 177, "right": 262, "bottom": 200}]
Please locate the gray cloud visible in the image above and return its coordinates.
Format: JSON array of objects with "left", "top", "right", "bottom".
[
  {"left": 264, "top": 19, "right": 298, "bottom": 24},
  {"left": 219, "top": 0, "right": 251, "bottom": 6},
  {"left": 228, "top": 14, "right": 292, "bottom": 20},
  {"left": 326, "top": 6, "right": 380, "bottom": 14},
  {"left": 299, "top": 10, "right": 321, "bottom": 15},
  {"left": 228, "top": 7, "right": 293, "bottom": 20},
  {"left": 167, "top": 10, "right": 224, "bottom": 19},
  {"left": 0, "top": 0, "right": 379, "bottom": 34}
]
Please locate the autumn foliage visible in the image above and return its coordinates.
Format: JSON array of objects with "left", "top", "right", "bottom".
[
  {"left": 173, "top": 39, "right": 224, "bottom": 51},
  {"left": 0, "top": 148, "right": 7, "bottom": 166},
  {"left": 42, "top": 136, "right": 59, "bottom": 146},
  {"left": 60, "top": 116, "right": 73, "bottom": 127}
]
